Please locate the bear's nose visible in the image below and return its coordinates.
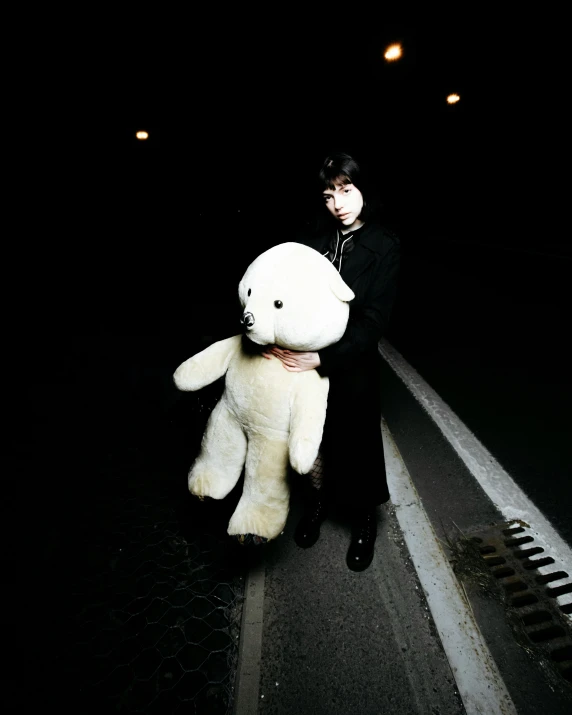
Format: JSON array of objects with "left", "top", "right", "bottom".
[{"left": 240, "top": 311, "right": 255, "bottom": 329}]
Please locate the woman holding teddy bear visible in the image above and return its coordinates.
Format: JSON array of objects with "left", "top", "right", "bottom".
[{"left": 263, "top": 151, "right": 401, "bottom": 572}]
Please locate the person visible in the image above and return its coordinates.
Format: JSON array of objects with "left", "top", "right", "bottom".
[{"left": 262, "top": 151, "right": 400, "bottom": 571}]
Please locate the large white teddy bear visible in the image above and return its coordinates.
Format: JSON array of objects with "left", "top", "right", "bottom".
[{"left": 173, "top": 242, "right": 354, "bottom": 543}]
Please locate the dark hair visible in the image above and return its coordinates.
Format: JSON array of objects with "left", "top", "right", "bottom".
[{"left": 315, "top": 151, "right": 383, "bottom": 226}]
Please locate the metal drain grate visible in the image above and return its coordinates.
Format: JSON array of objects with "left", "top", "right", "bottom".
[{"left": 467, "top": 521, "right": 572, "bottom": 686}]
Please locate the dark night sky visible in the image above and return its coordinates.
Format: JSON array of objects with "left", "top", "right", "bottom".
[
  {"left": 27, "top": 11, "right": 566, "bottom": 224},
  {"left": 56, "top": 17, "right": 555, "bottom": 246},
  {"left": 85, "top": 22, "right": 422, "bottom": 181},
  {"left": 67, "top": 21, "right": 422, "bottom": 248}
]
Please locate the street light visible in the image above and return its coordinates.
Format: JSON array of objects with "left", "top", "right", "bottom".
[
  {"left": 384, "top": 44, "right": 403, "bottom": 61},
  {"left": 447, "top": 94, "right": 460, "bottom": 105},
  {"left": 136, "top": 131, "right": 149, "bottom": 140}
]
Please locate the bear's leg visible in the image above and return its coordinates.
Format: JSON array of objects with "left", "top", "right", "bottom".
[
  {"left": 227, "top": 435, "right": 290, "bottom": 542},
  {"left": 188, "top": 399, "right": 247, "bottom": 500}
]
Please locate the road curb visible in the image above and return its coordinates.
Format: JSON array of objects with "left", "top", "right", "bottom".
[{"left": 233, "top": 557, "right": 265, "bottom": 715}]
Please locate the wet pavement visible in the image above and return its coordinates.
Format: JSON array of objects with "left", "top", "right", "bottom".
[{"left": 254, "top": 489, "right": 464, "bottom": 715}]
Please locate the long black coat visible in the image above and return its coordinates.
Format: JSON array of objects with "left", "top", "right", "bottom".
[{"left": 295, "top": 219, "right": 401, "bottom": 509}]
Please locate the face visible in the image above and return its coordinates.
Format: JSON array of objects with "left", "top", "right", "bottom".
[{"left": 322, "top": 179, "right": 364, "bottom": 232}]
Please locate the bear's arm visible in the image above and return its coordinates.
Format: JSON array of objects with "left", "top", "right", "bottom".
[
  {"left": 173, "top": 335, "right": 242, "bottom": 391},
  {"left": 288, "top": 374, "right": 330, "bottom": 475}
]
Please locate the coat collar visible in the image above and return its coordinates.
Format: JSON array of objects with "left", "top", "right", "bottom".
[
  {"left": 352, "top": 220, "right": 396, "bottom": 258},
  {"left": 315, "top": 220, "right": 396, "bottom": 288},
  {"left": 339, "top": 233, "right": 377, "bottom": 287},
  {"left": 314, "top": 220, "right": 395, "bottom": 257}
]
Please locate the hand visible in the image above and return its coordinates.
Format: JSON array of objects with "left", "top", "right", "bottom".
[{"left": 262, "top": 345, "right": 321, "bottom": 372}]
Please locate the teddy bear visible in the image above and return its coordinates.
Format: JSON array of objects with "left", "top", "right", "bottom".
[{"left": 173, "top": 242, "right": 354, "bottom": 543}]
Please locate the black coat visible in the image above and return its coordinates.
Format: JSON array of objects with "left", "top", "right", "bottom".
[{"left": 295, "top": 219, "right": 401, "bottom": 508}]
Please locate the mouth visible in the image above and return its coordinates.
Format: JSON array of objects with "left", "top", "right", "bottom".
[{"left": 337, "top": 213, "right": 350, "bottom": 220}]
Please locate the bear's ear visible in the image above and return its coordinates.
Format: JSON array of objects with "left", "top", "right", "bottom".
[{"left": 329, "top": 271, "right": 355, "bottom": 302}]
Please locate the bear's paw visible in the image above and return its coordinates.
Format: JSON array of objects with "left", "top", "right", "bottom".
[
  {"left": 228, "top": 499, "right": 287, "bottom": 542},
  {"left": 188, "top": 469, "right": 228, "bottom": 500},
  {"left": 290, "top": 437, "right": 319, "bottom": 476}
]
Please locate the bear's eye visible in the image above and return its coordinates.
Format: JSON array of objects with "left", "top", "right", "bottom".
[
  {"left": 274, "top": 300, "right": 283, "bottom": 309},
  {"left": 248, "top": 289, "right": 251, "bottom": 297}
]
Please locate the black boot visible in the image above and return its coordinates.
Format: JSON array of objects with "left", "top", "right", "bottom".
[
  {"left": 346, "top": 507, "right": 377, "bottom": 572},
  {"left": 294, "top": 486, "right": 328, "bottom": 549}
]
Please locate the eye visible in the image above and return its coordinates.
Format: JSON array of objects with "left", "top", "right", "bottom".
[
  {"left": 274, "top": 300, "right": 283, "bottom": 309},
  {"left": 248, "top": 289, "right": 251, "bottom": 296}
]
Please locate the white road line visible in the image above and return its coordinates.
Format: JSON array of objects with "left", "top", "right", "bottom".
[
  {"left": 379, "top": 339, "right": 572, "bottom": 606},
  {"left": 233, "top": 561, "right": 265, "bottom": 715},
  {"left": 382, "top": 420, "right": 518, "bottom": 715}
]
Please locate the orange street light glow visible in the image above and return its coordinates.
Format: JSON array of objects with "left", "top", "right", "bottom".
[
  {"left": 384, "top": 44, "right": 402, "bottom": 61},
  {"left": 447, "top": 94, "right": 461, "bottom": 104},
  {"left": 136, "top": 131, "right": 149, "bottom": 140}
]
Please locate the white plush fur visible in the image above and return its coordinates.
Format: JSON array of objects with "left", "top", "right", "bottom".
[{"left": 173, "top": 242, "right": 354, "bottom": 541}]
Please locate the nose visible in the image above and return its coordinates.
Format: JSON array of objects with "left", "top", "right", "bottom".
[
  {"left": 334, "top": 195, "right": 344, "bottom": 211},
  {"left": 240, "top": 311, "right": 255, "bottom": 329}
]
